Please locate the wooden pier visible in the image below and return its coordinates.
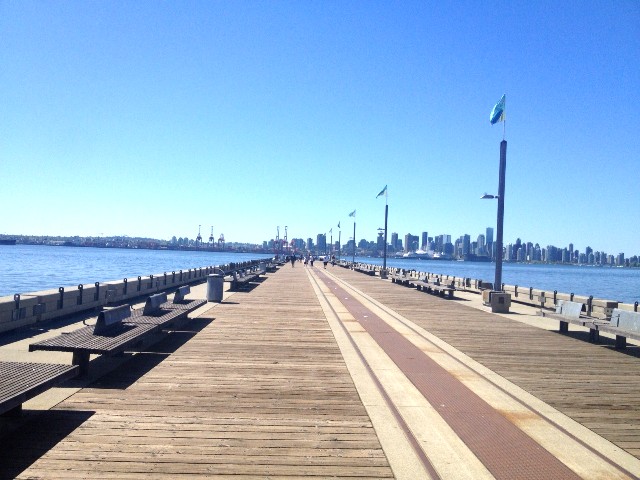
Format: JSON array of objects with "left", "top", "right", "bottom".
[{"left": 1, "top": 263, "right": 639, "bottom": 479}]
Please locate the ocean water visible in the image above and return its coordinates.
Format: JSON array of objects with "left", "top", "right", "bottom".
[
  {"left": 0, "top": 245, "right": 272, "bottom": 298},
  {"left": 355, "top": 256, "right": 640, "bottom": 304},
  {"left": 0, "top": 245, "right": 638, "bottom": 304}
]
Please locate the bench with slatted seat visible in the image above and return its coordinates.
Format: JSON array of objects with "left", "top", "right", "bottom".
[
  {"left": 29, "top": 305, "right": 158, "bottom": 375},
  {"left": 0, "top": 361, "right": 79, "bottom": 416}
]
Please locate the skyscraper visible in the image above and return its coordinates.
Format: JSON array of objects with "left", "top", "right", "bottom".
[
  {"left": 486, "top": 227, "right": 494, "bottom": 259},
  {"left": 391, "top": 232, "right": 398, "bottom": 251}
]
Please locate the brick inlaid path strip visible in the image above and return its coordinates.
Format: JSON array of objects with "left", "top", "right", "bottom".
[{"left": 309, "top": 266, "right": 640, "bottom": 479}]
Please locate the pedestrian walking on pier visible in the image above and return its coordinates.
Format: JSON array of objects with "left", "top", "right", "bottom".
[{"left": 290, "top": 255, "right": 296, "bottom": 267}]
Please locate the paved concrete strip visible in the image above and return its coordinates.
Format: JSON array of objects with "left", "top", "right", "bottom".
[
  {"left": 306, "top": 268, "right": 432, "bottom": 480},
  {"left": 325, "top": 271, "right": 640, "bottom": 478},
  {"left": 317, "top": 269, "right": 640, "bottom": 480}
]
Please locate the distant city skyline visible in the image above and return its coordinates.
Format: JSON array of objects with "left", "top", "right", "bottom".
[{"left": 4, "top": 223, "right": 636, "bottom": 267}]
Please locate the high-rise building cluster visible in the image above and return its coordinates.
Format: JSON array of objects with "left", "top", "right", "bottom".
[{"left": 274, "top": 227, "right": 638, "bottom": 267}]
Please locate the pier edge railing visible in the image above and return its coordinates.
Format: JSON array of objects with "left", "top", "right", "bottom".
[
  {"left": 0, "top": 259, "right": 268, "bottom": 334},
  {"left": 346, "top": 261, "right": 637, "bottom": 320}
]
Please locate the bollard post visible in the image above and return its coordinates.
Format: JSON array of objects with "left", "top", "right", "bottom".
[
  {"left": 77, "top": 284, "right": 83, "bottom": 305},
  {"left": 95, "top": 282, "right": 100, "bottom": 302},
  {"left": 137, "top": 276, "right": 142, "bottom": 292},
  {"left": 123, "top": 278, "right": 128, "bottom": 295},
  {"left": 57, "top": 287, "right": 64, "bottom": 309}
]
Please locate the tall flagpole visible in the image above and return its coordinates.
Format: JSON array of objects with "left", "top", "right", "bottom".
[
  {"left": 330, "top": 229, "right": 333, "bottom": 257},
  {"left": 338, "top": 229, "right": 341, "bottom": 260},
  {"left": 383, "top": 192, "right": 388, "bottom": 272},
  {"left": 494, "top": 140, "right": 507, "bottom": 291},
  {"left": 352, "top": 220, "right": 356, "bottom": 264}
]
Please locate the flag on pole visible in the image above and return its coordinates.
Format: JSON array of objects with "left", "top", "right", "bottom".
[
  {"left": 329, "top": 228, "right": 332, "bottom": 234},
  {"left": 349, "top": 210, "right": 356, "bottom": 217},
  {"left": 376, "top": 185, "right": 387, "bottom": 198},
  {"left": 490, "top": 94, "right": 505, "bottom": 124},
  {"left": 337, "top": 221, "right": 340, "bottom": 228}
]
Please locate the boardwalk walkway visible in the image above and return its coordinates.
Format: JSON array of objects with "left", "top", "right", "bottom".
[{"left": 1, "top": 263, "right": 639, "bottom": 479}]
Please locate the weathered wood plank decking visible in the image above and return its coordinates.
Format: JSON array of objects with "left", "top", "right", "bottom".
[
  {"left": 1, "top": 262, "right": 639, "bottom": 479},
  {"left": 1, "top": 266, "right": 393, "bottom": 479}
]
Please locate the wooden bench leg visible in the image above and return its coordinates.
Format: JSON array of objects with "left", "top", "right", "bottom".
[
  {"left": 615, "top": 335, "right": 627, "bottom": 349},
  {"left": 72, "top": 351, "right": 90, "bottom": 376},
  {"left": 589, "top": 328, "right": 599, "bottom": 343},
  {"left": 559, "top": 321, "right": 569, "bottom": 333}
]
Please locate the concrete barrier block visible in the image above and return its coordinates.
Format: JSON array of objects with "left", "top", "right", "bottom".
[
  {"left": 591, "top": 299, "right": 617, "bottom": 318},
  {"left": 0, "top": 296, "right": 16, "bottom": 315},
  {"left": 617, "top": 303, "right": 639, "bottom": 313},
  {"left": 0, "top": 294, "right": 39, "bottom": 325},
  {"left": 102, "top": 280, "right": 125, "bottom": 303}
]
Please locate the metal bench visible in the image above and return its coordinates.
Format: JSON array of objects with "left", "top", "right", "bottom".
[
  {"left": 0, "top": 361, "right": 79, "bottom": 416},
  {"left": 419, "top": 279, "right": 456, "bottom": 299},
  {"left": 597, "top": 309, "right": 640, "bottom": 348},
  {"left": 228, "top": 268, "right": 261, "bottom": 291},
  {"left": 29, "top": 304, "right": 159, "bottom": 375},
  {"left": 354, "top": 265, "right": 376, "bottom": 276},
  {"left": 538, "top": 300, "right": 601, "bottom": 341},
  {"left": 159, "top": 286, "right": 207, "bottom": 317}
]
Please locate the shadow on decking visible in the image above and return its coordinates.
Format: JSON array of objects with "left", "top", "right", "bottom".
[
  {"left": 559, "top": 329, "right": 640, "bottom": 358},
  {"left": 0, "top": 409, "right": 95, "bottom": 480},
  {"left": 78, "top": 317, "right": 213, "bottom": 390}
]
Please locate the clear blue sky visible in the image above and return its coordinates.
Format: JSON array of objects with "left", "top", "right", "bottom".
[{"left": 2, "top": 1, "right": 638, "bottom": 256}]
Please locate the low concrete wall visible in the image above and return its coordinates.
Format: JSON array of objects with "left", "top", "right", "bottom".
[{"left": 0, "top": 260, "right": 266, "bottom": 334}]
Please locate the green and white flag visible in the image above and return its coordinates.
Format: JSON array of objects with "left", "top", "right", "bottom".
[
  {"left": 376, "top": 185, "right": 387, "bottom": 198},
  {"left": 349, "top": 210, "right": 356, "bottom": 217}
]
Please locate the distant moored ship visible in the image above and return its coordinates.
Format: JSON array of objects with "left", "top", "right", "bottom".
[{"left": 0, "top": 239, "right": 17, "bottom": 245}]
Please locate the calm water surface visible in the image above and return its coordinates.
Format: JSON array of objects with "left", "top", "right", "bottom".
[
  {"left": 1, "top": 246, "right": 638, "bottom": 304},
  {"left": 0, "top": 245, "right": 272, "bottom": 298}
]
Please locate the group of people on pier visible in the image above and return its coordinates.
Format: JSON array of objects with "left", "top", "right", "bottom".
[{"left": 287, "top": 254, "right": 336, "bottom": 269}]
